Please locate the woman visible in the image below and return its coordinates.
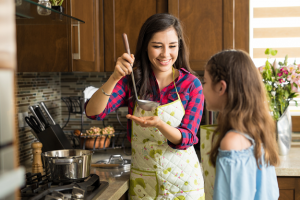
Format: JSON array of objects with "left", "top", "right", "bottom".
[{"left": 85, "top": 13, "right": 205, "bottom": 200}]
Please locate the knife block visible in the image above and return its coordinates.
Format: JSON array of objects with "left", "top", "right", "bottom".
[{"left": 36, "top": 124, "right": 73, "bottom": 152}]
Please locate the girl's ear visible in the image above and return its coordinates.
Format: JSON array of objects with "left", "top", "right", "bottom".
[{"left": 218, "top": 80, "right": 227, "bottom": 96}]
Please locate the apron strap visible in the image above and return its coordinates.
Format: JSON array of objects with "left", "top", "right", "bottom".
[{"left": 172, "top": 67, "right": 180, "bottom": 99}]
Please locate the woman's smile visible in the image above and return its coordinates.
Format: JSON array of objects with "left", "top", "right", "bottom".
[{"left": 157, "top": 58, "right": 172, "bottom": 66}]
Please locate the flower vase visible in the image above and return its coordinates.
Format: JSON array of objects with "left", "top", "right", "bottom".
[{"left": 276, "top": 106, "right": 292, "bottom": 155}]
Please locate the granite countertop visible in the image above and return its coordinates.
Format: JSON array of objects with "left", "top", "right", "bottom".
[
  {"left": 21, "top": 149, "right": 131, "bottom": 200},
  {"left": 276, "top": 147, "right": 300, "bottom": 176},
  {"left": 91, "top": 149, "right": 131, "bottom": 200}
]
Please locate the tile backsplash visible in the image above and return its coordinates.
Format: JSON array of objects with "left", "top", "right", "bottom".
[
  {"left": 16, "top": 72, "right": 130, "bottom": 164},
  {"left": 16, "top": 72, "right": 205, "bottom": 163},
  {"left": 17, "top": 72, "right": 62, "bottom": 163}
]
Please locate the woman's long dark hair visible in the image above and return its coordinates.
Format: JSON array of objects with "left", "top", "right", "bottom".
[{"left": 128, "top": 13, "right": 196, "bottom": 103}]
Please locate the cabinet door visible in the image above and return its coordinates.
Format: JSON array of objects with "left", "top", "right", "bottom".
[
  {"left": 104, "top": 0, "right": 168, "bottom": 72},
  {"left": 17, "top": 23, "right": 71, "bottom": 72},
  {"left": 169, "top": 0, "right": 249, "bottom": 71},
  {"left": 277, "top": 177, "right": 300, "bottom": 200},
  {"left": 69, "top": 0, "right": 104, "bottom": 72}
]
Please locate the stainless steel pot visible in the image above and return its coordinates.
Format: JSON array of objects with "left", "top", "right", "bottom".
[{"left": 42, "top": 149, "right": 93, "bottom": 181}]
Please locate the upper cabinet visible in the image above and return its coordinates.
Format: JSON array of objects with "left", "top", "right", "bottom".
[
  {"left": 16, "top": 0, "right": 249, "bottom": 72},
  {"left": 68, "top": 0, "right": 103, "bottom": 72},
  {"left": 103, "top": 0, "right": 167, "bottom": 71},
  {"left": 169, "top": 0, "right": 249, "bottom": 71}
]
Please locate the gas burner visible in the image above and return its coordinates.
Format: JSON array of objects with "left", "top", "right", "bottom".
[{"left": 20, "top": 173, "right": 108, "bottom": 200}]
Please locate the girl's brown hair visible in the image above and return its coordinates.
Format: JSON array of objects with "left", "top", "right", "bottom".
[{"left": 207, "top": 49, "right": 280, "bottom": 167}]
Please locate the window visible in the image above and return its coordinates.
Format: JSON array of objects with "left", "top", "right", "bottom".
[{"left": 249, "top": 0, "right": 300, "bottom": 68}]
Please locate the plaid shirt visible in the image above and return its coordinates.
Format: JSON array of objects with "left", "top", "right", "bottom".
[{"left": 85, "top": 68, "right": 204, "bottom": 150}]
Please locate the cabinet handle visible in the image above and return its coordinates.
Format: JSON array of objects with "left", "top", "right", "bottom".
[{"left": 72, "top": 21, "right": 81, "bottom": 60}]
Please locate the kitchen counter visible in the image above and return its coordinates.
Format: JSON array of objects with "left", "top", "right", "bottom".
[
  {"left": 91, "top": 149, "right": 131, "bottom": 200},
  {"left": 21, "top": 148, "right": 131, "bottom": 200},
  {"left": 276, "top": 147, "right": 300, "bottom": 176}
]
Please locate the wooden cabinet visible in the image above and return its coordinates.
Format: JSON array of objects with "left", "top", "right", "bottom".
[
  {"left": 103, "top": 0, "right": 167, "bottom": 71},
  {"left": 16, "top": 0, "right": 249, "bottom": 72},
  {"left": 68, "top": 0, "right": 104, "bottom": 72},
  {"left": 278, "top": 177, "right": 300, "bottom": 200},
  {"left": 16, "top": 0, "right": 103, "bottom": 72},
  {"left": 169, "top": 0, "right": 249, "bottom": 71}
]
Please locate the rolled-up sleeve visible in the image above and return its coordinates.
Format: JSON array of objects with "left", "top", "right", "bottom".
[
  {"left": 168, "top": 78, "right": 204, "bottom": 150},
  {"left": 84, "top": 77, "right": 128, "bottom": 120}
]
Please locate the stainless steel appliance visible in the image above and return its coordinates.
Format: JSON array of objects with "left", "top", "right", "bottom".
[
  {"left": 42, "top": 149, "right": 93, "bottom": 181},
  {"left": 20, "top": 172, "right": 108, "bottom": 200}
]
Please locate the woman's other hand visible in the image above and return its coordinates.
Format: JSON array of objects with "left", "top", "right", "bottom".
[
  {"left": 112, "top": 53, "right": 135, "bottom": 81},
  {"left": 126, "top": 114, "right": 162, "bottom": 128}
]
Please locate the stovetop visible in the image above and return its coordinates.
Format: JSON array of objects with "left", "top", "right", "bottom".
[{"left": 20, "top": 173, "right": 109, "bottom": 200}]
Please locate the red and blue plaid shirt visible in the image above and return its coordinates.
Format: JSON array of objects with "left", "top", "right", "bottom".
[{"left": 85, "top": 68, "right": 204, "bottom": 150}]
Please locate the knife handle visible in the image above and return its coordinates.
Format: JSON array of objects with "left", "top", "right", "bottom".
[
  {"left": 34, "top": 105, "right": 50, "bottom": 129},
  {"left": 39, "top": 102, "right": 56, "bottom": 125},
  {"left": 28, "top": 106, "right": 45, "bottom": 131}
]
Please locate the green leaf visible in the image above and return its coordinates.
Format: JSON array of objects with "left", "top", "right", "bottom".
[
  {"left": 278, "top": 61, "right": 284, "bottom": 66},
  {"left": 271, "top": 49, "right": 278, "bottom": 56},
  {"left": 284, "top": 91, "right": 289, "bottom": 99},
  {"left": 284, "top": 55, "right": 288, "bottom": 66},
  {"left": 265, "top": 48, "right": 270, "bottom": 55}
]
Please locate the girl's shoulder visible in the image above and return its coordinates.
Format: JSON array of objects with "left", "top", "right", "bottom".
[{"left": 220, "top": 131, "right": 252, "bottom": 151}]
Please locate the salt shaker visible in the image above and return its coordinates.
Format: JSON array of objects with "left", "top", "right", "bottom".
[{"left": 37, "top": 0, "right": 51, "bottom": 16}]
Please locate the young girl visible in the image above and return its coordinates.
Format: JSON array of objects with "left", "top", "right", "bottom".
[
  {"left": 203, "top": 50, "right": 280, "bottom": 200},
  {"left": 85, "top": 13, "right": 205, "bottom": 200}
]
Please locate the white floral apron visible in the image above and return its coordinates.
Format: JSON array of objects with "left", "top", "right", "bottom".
[{"left": 129, "top": 69, "right": 205, "bottom": 200}]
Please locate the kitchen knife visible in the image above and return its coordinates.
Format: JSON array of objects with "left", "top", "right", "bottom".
[
  {"left": 28, "top": 106, "right": 45, "bottom": 131},
  {"left": 39, "top": 101, "right": 56, "bottom": 125},
  {"left": 34, "top": 105, "right": 50, "bottom": 129}
]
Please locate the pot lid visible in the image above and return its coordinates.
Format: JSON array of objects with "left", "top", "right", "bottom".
[{"left": 92, "top": 155, "right": 131, "bottom": 169}]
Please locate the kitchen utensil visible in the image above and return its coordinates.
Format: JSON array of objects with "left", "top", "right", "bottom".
[
  {"left": 34, "top": 105, "right": 50, "bottom": 128},
  {"left": 25, "top": 116, "right": 43, "bottom": 133},
  {"left": 42, "top": 149, "right": 93, "bottom": 181},
  {"left": 28, "top": 105, "right": 45, "bottom": 131},
  {"left": 122, "top": 33, "right": 160, "bottom": 111},
  {"left": 93, "top": 154, "right": 131, "bottom": 169},
  {"left": 91, "top": 163, "right": 120, "bottom": 167},
  {"left": 39, "top": 101, "right": 56, "bottom": 125},
  {"left": 36, "top": 124, "right": 73, "bottom": 152}
]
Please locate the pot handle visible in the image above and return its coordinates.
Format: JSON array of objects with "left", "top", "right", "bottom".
[
  {"left": 108, "top": 155, "right": 124, "bottom": 165},
  {"left": 52, "top": 159, "right": 80, "bottom": 165}
]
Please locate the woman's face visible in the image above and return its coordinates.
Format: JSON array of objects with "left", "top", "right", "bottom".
[{"left": 147, "top": 27, "right": 179, "bottom": 73}]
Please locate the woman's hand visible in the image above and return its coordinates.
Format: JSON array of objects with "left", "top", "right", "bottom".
[
  {"left": 112, "top": 53, "right": 135, "bottom": 81},
  {"left": 126, "top": 114, "right": 163, "bottom": 128}
]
